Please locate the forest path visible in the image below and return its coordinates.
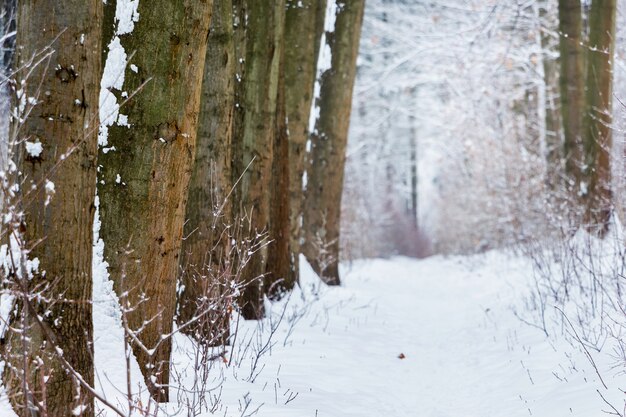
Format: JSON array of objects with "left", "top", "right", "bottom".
[
  {"left": 228, "top": 253, "right": 612, "bottom": 417},
  {"left": 0, "top": 252, "right": 610, "bottom": 416},
  {"left": 35, "top": 251, "right": 615, "bottom": 417}
]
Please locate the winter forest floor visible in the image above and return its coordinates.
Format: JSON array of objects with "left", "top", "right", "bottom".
[{"left": 1, "top": 251, "right": 621, "bottom": 416}]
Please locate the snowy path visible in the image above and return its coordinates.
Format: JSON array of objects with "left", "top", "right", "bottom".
[
  {"left": 217, "top": 254, "right": 617, "bottom": 417},
  {"left": 0, "top": 253, "right": 616, "bottom": 417}
]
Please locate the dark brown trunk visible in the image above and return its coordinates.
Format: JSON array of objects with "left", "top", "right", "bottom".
[{"left": 266, "top": 36, "right": 291, "bottom": 300}]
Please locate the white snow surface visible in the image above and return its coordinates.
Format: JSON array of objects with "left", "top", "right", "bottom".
[
  {"left": 115, "top": 0, "right": 140, "bottom": 35},
  {"left": 308, "top": 0, "right": 338, "bottom": 134},
  {"left": 98, "top": 0, "right": 137, "bottom": 146},
  {"left": 0, "top": 251, "right": 621, "bottom": 416},
  {"left": 24, "top": 140, "right": 42, "bottom": 158}
]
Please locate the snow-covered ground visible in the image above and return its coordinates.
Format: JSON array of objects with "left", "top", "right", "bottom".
[
  {"left": 97, "top": 252, "right": 626, "bottom": 416},
  {"left": 2, "top": 251, "right": 622, "bottom": 416}
]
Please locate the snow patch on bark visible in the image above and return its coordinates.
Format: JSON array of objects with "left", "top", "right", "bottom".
[
  {"left": 99, "top": 0, "right": 139, "bottom": 146},
  {"left": 92, "top": 4, "right": 149, "bottom": 406},
  {"left": 115, "top": 0, "right": 139, "bottom": 35},
  {"left": 308, "top": 0, "right": 338, "bottom": 135},
  {"left": 305, "top": 0, "right": 338, "bottom": 194},
  {"left": 24, "top": 140, "right": 42, "bottom": 157},
  {"left": 44, "top": 179, "right": 55, "bottom": 206}
]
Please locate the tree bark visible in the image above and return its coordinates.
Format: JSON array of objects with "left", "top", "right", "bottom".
[
  {"left": 559, "top": 0, "right": 585, "bottom": 186},
  {"left": 558, "top": 0, "right": 584, "bottom": 187},
  {"left": 266, "top": 23, "right": 291, "bottom": 300},
  {"left": 303, "top": 0, "right": 365, "bottom": 285},
  {"left": 283, "top": 0, "right": 327, "bottom": 290},
  {"left": 177, "top": 0, "right": 234, "bottom": 346},
  {"left": 231, "top": 0, "right": 246, "bottom": 209},
  {"left": 540, "top": 0, "right": 563, "bottom": 189},
  {"left": 232, "top": 0, "right": 284, "bottom": 319},
  {"left": 314, "top": 0, "right": 329, "bottom": 64},
  {"left": 3, "top": 1, "right": 101, "bottom": 416},
  {"left": 582, "top": 0, "right": 616, "bottom": 233},
  {"left": 98, "top": 0, "right": 212, "bottom": 401}
]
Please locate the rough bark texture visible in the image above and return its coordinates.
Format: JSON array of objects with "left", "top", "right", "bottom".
[
  {"left": 558, "top": 0, "right": 584, "bottom": 185},
  {"left": 3, "top": 1, "right": 101, "bottom": 416},
  {"left": 98, "top": 0, "right": 212, "bottom": 401},
  {"left": 231, "top": 0, "right": 246, "bottom": 209},
  {"left": 283, "top": 0, "right": 327, "bottom": 289},
  {"left": 232, "top": 0, "right": 284, "bottom": 319},
  {"left": 314, "top": 0, "right": 328, "bottom": 64},
  {"left": 303, "top": 0, "right": 365, "bottom": 285},
  {"left": 101, "top": 0, "right": 116, "bottom": 68},
  {"left": 581, "top": 0, "right": 616, "bottom": 233},
  {"left": 177, "top": 0, "right": 234, "bottom": 345},
  {"left": 266, "top": 29, "right": 291, "bottom": 300}
]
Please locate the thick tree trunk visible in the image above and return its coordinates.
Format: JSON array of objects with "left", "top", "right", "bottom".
[
  {"left": 177, "top": 0, "right": 234, "bottom": 346},
  {"left": 558, "top": 0, "right": 584, "bottom": 188},
  {"left": 266, "top": 29, "right": 291, "bottom": 300},
  {"left": 582, "top": 0, "right": 616, "bottom": 233},
  {"left": 232, "top": 0, "right": 284, "bottom": 319},
  {"left": 98, "top": 0, "right": 212, "bottom": 401},
  {"left": 3, "top": 1, "right": 101, "bottom": 416},
  {"left": 303, "top": 0, "right": 365, "bottom": 285},
  {"left": 283, "top": 0, "right": 327, "bottom": 289}
]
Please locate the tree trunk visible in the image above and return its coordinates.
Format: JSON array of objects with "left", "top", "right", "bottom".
[
  {"left": 314, "top": 0, "right": 329, "bottom": 64},
  {"left": 582, "top": 0, "right": 616, "bottom": 233},
  {"left": 101, "top": 0, "right": 116, "bottom": 69},
  {"left": 3, "top": 1, "right": 101, "bottom": 416},
  {"left": 98, "top": 0, "right": 212, "bottom": 401},
  {"left": 177, "top": 0, "right": 234, "bottom": 346},
  {"left": 409, "top": 114, "right": 418, "bottom": 231},
  {"left": 231, "top": 0, "right": 246, "bottom": 210},
  {"left": 303, "top": 0, "right": 365, "bottom": 285},
  {"left": 232, "top": 0, "right": 284, "bottom": 319},
  {"left": 266, "top": 25, "right": 291, "bottom": 300},
  {"left": 283, "top": 0, "right": 327, "bottom": 290},
  {"left": 558, "top": 0, "right": 584, "bottom": 189},
  {"left": 540, "top": 0, "right": 563, "bottom": 189}
]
